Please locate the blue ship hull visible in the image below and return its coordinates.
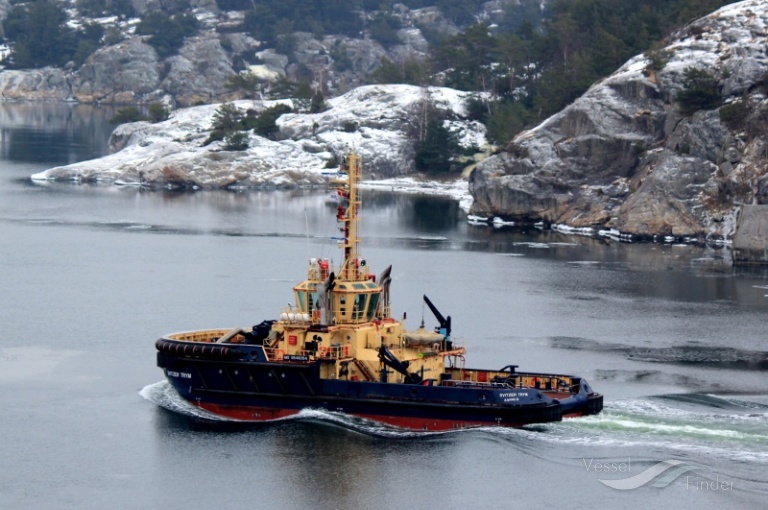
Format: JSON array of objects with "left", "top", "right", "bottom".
[{"left": 157, "top": 343, "right": 601, "bottom": 430}]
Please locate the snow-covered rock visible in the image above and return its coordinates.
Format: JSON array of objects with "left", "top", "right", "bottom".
[{"left": 31, "top": 84, "right": 486, "bottom": 190}]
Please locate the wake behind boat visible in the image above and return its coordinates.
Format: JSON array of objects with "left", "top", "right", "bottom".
[{"left": 155, "top": 153, "right": 602, "bottom": 430}]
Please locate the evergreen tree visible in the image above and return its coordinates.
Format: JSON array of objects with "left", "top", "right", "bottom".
[
  {"left": 243, "top": 5, "right": 279, "bottom": 45},
  {"left": 211, "top": 103, "right": 244, "bottom": 132},
  {"left": 226, "top": 72, "right": 265, "bottom": 99},
  {"left": 110, "top": 107, "right": 148, "bottom": 125},
  {"left": 676, "top": 67, "right": 721, "bottom": 114},
  {"left": 310, "top": 91, "right": 326, "bottom": 114},
  {"left": 216, "top": 0, "right": 253, "bottom": 10},
  {"left": 274, "top": 19, "right": 297, "bottom": 56},
  {"left": 415, "top": 119, "right": 459, "bottom": 174},
  {"left": 223, "top": 131, "right": 249, "bottom": 151},
  {"left": 293, "top": 81, "right": 315, "bottom": 113},
  {"left": 136, "top": 12, "right": 199, "bottom": 58},
  {"left": 369, "top": 10, "right": 402, "bottom": 48},
  {"left": 371, "top": 57, "right": 432, "bottom": 86},
  {"left": 236, "top": 0, "right": 364, "bottom": 40},
  {"left": 72, "top": 22, "right": 104, "bottom": 67},
  {"left": 3, "top": 1, "right": 77, "bottom": 68},
  {"left": 493, "top": 31, "right": 536, "bottom": 100},
  {"left": 433, "top": 23, "right": 497, "bottom": 91},
  {"left": 485, "top": 101, "right": 529, "bottom": 146},
  {"left": 204, "top": 103, "right": 244, "bottom": 145},
  {"left": 253, "top": 104, "right": 292, "bottom": 139},
  {"left": 677, "top": 0, "right": 732, "bottom": 24},
  {"left": 148, "top": 103, "right": 170, "bottom": 123},
  {"left": 76, "top": 0, "right": 135, "bottom": 19},
  {"left": 437, "top": 0, "right": 486, "bottom": 25},
  {"left": 267, "top": 78, "right": 298, "bottom": 100}
]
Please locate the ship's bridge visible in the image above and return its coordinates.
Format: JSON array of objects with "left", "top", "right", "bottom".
[
  {"left": 292, "top": 257, "right": 385, "bottom": 325},
  {"left": 292, "top": 277, "right": 383, "bottom": 325},
  {"left": 332, "top": 280, "right": 381, "bottom": 324}
]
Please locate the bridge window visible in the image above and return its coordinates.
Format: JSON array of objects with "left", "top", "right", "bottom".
[
  {"left": 296, "top": 291, "right": 306, "bottom": 312},
  {"left": 353, "top": 294, "right": 368, "bottom": 320},
  {"left": 367, "top": 293, "right": 380, "bottom": 319}
]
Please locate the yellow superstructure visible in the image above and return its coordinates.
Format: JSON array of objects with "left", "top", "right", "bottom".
[{"left": 265, "top": 153, "right": 465, "bottom": 383}]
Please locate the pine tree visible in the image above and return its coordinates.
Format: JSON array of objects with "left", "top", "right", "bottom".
[
  {"left": 3, "top": 1, "right": 77, "bottom": 68},
  {"left": 415, "top": 120, "right": 459, "bottom": 174},
  {"left": 676, "top": 67, "right": 721, "bottom": 114}
]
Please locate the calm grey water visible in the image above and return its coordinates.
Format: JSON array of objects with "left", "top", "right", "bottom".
[{"left": 1, "top": 103, "right": 766, "bottom": 510}]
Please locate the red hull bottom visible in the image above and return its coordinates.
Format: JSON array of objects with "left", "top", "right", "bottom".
[
  {"left": 195, "top": 402, "right": 532, "bottom": 431},
  {"left": 563, "top": 410, "right": 594, "bottom": 418},
  {"left": 197, "top": 402, "right": 301, "bottom": 422}
]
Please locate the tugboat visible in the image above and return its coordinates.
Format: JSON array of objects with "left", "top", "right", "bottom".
[{"left": 156, "top": 153, "right": 602, "bottom": 430}]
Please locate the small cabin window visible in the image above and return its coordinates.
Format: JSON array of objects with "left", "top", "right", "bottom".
[
  {"left": 367, "top": 293, "right": 380, "bottom": 319},
  {"left": 353, "top": 294, "right": 368, "bottom": 320},
  {"left": 311, "top": 291, "right": 319, "bottom": 309},
  {"left": 296, "top": 291, "right": 307, "bottom": 311}
]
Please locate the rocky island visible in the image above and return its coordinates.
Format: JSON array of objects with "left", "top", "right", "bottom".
[
  {"left": 30, "top": 84, "right": 486, "bottom": 192},
  {"left": 470, "top": 0, "right": 768, "bottom": 242}
]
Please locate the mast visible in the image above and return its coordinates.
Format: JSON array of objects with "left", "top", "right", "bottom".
[{"left": 336, "top": 153, "right": 363, "bottom": 282}]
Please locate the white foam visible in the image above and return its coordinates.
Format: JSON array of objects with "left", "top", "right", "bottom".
[
  {"left": 547, "top": 398, "right": 768, "bottom": 461},
  {"left": 139, "top": 381, "right": 237, "bottom": 422}
]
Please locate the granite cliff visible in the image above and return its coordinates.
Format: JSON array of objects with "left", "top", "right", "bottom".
[
  {"left": 469, "top": 0, "right": 768, "bottom": 241},
  {"left": 0, "top": 0, "right": 509, "bottom": 106}
]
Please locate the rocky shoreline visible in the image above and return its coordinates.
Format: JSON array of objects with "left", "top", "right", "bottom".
[{"left": 14, "top": 2, "right": 768, "bottom": 248}]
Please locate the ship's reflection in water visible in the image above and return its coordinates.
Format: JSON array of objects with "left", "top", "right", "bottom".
[{"left": 150, "top": 403, "right": 452, "bottom": 508}]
